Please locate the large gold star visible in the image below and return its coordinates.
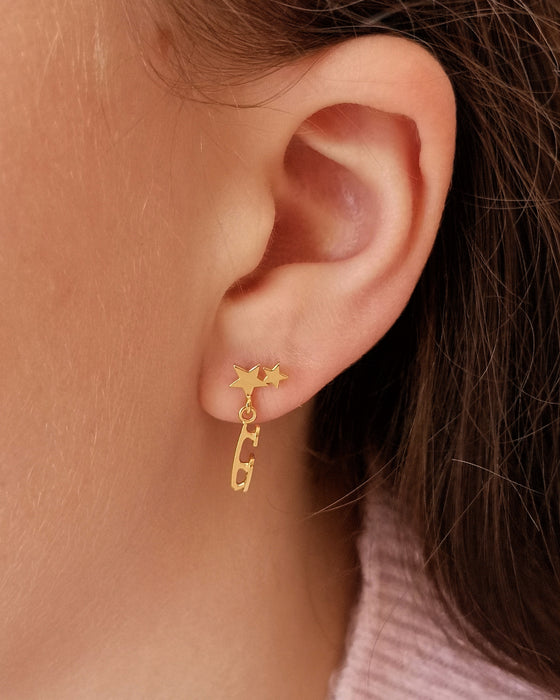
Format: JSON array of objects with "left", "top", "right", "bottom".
[
  {"left": 229, "top": 365, "right": 268, "bottom": 397},
  {"left": 263, "top": 363, "right": 288, "bottom": 388}
]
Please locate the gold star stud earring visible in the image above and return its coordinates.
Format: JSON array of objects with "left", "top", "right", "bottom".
[{"left": 229, "top": 364, "right": 288, "bottom": 493}]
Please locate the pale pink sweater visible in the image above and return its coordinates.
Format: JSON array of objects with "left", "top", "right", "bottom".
[{"left": 330, "top": 495, "right": 555, "bottom": 699}]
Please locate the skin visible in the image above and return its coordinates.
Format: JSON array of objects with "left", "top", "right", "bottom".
[
  {"left": 0, "top": 1, "right": 455, "bottom": 697},
  {"left": 0, "top": 2, "right": 358, "bottom": 698}
]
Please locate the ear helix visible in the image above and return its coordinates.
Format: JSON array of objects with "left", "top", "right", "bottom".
[{"left": 229, "top": 364, "right": 288, "bottom": 492}]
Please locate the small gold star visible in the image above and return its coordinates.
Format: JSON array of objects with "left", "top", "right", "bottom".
[
  {"left": 263, "top": 364, "right": 288, "bottom": 388},
  {"left": 229, "top": 365, "right": 268, "bottom": 397}
]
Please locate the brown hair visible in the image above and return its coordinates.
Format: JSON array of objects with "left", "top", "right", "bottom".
[{"left": 152, "top": 0, "right": 560, "bottom": 692}]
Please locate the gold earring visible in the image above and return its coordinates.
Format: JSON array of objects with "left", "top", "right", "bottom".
[{"left": 229, "top": 363, "right": 288, "bottom": 493}]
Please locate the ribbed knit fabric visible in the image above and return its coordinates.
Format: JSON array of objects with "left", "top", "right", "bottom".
[{"left": 330, "top": 494, "right": 555, "bottom": 699}]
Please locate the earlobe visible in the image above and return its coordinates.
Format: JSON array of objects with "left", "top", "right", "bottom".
[{"left": 199, "top": 36, "right": 456, "bottom": 423}]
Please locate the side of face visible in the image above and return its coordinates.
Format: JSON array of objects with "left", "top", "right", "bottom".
[{"left": 0, "top": 0, "right": 264, "bottom": 674}]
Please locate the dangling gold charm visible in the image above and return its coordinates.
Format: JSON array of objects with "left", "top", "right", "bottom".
[{"left": 229, "top": 364, "right": 288, "bottom": 493}]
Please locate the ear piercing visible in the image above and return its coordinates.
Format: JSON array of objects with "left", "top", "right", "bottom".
[{"left": 229, "top": 364, "right": 288, "bottom": 493}]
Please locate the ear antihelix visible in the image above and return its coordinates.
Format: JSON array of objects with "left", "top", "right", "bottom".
[{"left": 229, "top": 363, "right": 288, "bottom": 492}]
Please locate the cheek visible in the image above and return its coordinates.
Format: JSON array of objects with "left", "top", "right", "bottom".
[{"left": 0, "top": 0, "right": 218, "bottom": 650}]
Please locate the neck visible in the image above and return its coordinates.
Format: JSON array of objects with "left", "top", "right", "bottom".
[{"left": 7, "top": 405, "right": 359, "bottom": 699}]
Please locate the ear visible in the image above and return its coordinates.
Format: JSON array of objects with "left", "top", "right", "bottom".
[{"left": 200, "top": 36, "right": 456, "bottom": 422}]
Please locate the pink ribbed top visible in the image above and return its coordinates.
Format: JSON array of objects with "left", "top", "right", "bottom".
[{"left": 330, "top": 494, "right": 554, "bottom": 699}]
